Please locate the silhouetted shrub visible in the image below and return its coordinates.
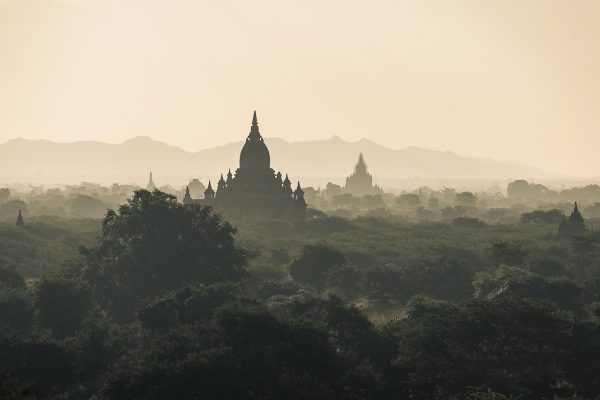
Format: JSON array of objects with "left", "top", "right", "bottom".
[
  {"left": 289, "top": 244, "right": 347, "bottom": 291},
  {"left": 34, "top": 277, "right": 92, "bottom": 338},
  {"left": 0, "top": 290, "right": 33, "bottom": 329},
  {"left": 0, "top": 269, "right": 25, "bottom": 289},
  {"left": 80, "top": 190, "right": 247, "bottom": 321}
]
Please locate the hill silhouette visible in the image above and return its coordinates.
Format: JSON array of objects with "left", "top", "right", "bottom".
[{"left": 0, "top": 136, "right": 553, "bottom": 184}]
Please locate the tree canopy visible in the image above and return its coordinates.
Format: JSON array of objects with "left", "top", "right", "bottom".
[{"left": 81, "top": 190, "right": 247, "bottom": 320}]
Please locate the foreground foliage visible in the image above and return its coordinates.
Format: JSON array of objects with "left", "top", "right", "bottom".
[{"left": 1, "top": 190, "right": 600, "bottom": 399}]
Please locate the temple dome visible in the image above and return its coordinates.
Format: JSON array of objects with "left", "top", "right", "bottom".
[
  {"left": 240, "top": 139, "right": 270, "bottom": 169},
  {"left": 239, "top": 111, "right": 270, "bottom": 169}
]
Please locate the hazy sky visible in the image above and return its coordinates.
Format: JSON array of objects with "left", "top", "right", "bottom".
[{"left": 0, "top": 0, "right": 599, "bottom": 176}]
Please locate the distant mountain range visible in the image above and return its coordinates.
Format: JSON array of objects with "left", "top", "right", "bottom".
[{"left": 0, "top": 136, "right": 554, "bottom": 185}]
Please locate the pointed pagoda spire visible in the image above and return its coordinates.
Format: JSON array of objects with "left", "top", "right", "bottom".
[
  {"left": 204, "top": 180, "right": 215, "bottom": 199},
  {"left": 147, "top": 171, "right": 156, "bottom": 191},
  {"left": 183, "top": 186, "right": 192, "bottom": 205},
  {"left": 354, "top": 153, "right": 368, "bottom": 175},
  {"left": 294, "top": 181, "right": 305, "bottom": 203},
  {"left": 574, "top": 201, "right": 579, "bottom": 213},
  {"left": 16, "top": 209, "right": 24, "bottom": 226},
  {"left": 248, "top": 110, "right": 263, "bottom": 142},
  {"left": 217, "top": 173, "right": 226, "bottom": 192},
  {"left": 282, "top": 173, "right": 292, "bottom": 193}
]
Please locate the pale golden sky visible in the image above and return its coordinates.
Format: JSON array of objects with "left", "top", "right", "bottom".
[{"left": 0, "top": 0, "right": 599, "bottom": 176}]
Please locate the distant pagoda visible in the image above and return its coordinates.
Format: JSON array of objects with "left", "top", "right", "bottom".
[
  {"left": 146, "top": 172, "right": 156, "bottom": 191},
  {"left": 16, "top": 209, "right": 24, "bottom": 227},
  {"left": 343, "top": 153, "right": 383, "bottom": 196},
  {"left": 559, "top": 202, "right": 586, "bottom": 236},
  {"left": 194, "top": 112, "right": 306, "bottom": 221},
  {"left": 183, "top": 186, "right": 193, "bottom": 206}
]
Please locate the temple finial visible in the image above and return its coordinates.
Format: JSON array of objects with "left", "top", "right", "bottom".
[
  {"left": 248, "top": 111, "right": 262, "bottom": 141},
  {"left": 16, "top": 209, "right": 24, "bottom": 227},
  {"left": 147, "top": 171, "right": 156, "bottom": 191},
  {"left": 354, "top": 153, "right": 368, "bottom": 175}
]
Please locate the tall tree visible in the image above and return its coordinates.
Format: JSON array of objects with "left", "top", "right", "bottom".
[{"left": 81, "top": 190, "right": 246, "bottom": 320}]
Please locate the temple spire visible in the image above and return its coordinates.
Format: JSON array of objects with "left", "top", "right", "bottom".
[
  {"left": 147, "top": 172, "right": 156, "bottom": 191},
  {"left": 204, "top": 181, "right": 215, "bottom": 200},
  {"left": 16, "top": 209, "right": 24, "bottom": 227},
  {"left": 183, "top": 186, "right": 192, "bottom": 206},
  {"left": 354, "top": 153, "right": 368, "bottom": 175},
  {"left": 248, "top": 110, "right": 262, "bottom": 142}
]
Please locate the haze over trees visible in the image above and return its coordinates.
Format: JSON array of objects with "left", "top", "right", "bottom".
[
  {"left": 2, "top": 0, "right": 599, "bottom": 397},
  {"left": 0, "top": 187, "right": 600, "bottom": 399}
]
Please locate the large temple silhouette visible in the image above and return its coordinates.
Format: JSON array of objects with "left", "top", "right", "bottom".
[
  {"left": 188, "top": 112, "right": 306, "bottom": 221},
  {"left": 343, "top": 153, "right": 383, "bottom": 196}
]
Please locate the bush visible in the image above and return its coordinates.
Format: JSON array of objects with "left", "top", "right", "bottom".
[
  {"left": 0, "top": 290, "right": 33, "bottom": 329},
  {"left": 0, "top": 269, "right": 25, "bottom": 289},
  {"left": 35, "top": 277, "right": 92, "bottom": 338},
  {"left": 289, "top": 244, "right": 346, "bottom": 291},
  {"left": 453, "top": 217, "right": 487, "bottom": 229}
]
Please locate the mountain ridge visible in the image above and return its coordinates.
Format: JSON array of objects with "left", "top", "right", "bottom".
[{"left": 0, "top": 135, "right": 556, "bottom": 184}]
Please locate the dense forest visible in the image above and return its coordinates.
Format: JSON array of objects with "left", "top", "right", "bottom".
[{"left": 1, "top": 186, "right": 600, "bottom": 399}]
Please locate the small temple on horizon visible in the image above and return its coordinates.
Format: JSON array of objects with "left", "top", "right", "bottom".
[
  {"left": 343, "top": 153, "right": 383, "bottom": 196},
  {"left": 146, "top": 172, "right": 156, "bottom": 191},
  {"left": 16, "top": 209, "right": 24, "bottom": 227},
  {"left": 185, "top": 112, "right": 306, "bottom": 221},
  {"left": 559, "top": 202, "right": 586, "bottom": 237}
]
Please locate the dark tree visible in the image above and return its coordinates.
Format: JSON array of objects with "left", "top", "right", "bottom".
[
  {"left": 455, "top": 192, "right": 477, "bottom": 206},
  {"left": 0, "top": 372, "right": 34, "bottom": 400},
  {"left": 386, "top": 297, "right": 573, "bottom": 399},
  {"left": 0, "top": 188, "right": 9, "bottom": 204},
  {"left": 507, "top": 180, "right": 553, "bottom": 200},
  {"left": 289, "top": 243, "right": 346, "bottom": 291},
  {"left": 453, "top": 217, "right": 487, "bottom": 228},
  {"left": 35, "top": 277, "right": 92, "bottom": 338},
  {"left": 396, "top": 193, "right": 421, "bottom": 208},
  {"left": 81, "top": 190, "right": 246, "bottom": 320},
  {"left": 0, "top": 331, "right": 76, "bottom": 398},
  {"left": 520, "top": 209, "right": 564, "bottom": 224},
  {"left": 491, "top": 241, "right": 528, "bottom": 266},
  {"left": 0, "top": 289, "right": 33, "bottom": 329},
  {"left": 0, "top": 269, "right": 25, "bottom": 289},
  {"left": 104, "top": 301, "right": 380, "bottom": 400}
]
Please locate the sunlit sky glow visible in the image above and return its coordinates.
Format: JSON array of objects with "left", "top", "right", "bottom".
[{"left": 0, "top": 0, "right": 599, "bottom": 176}]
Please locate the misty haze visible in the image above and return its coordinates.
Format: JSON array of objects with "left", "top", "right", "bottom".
[{"left": 1, "top": 1, "right": 600, "bottom": 400}]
